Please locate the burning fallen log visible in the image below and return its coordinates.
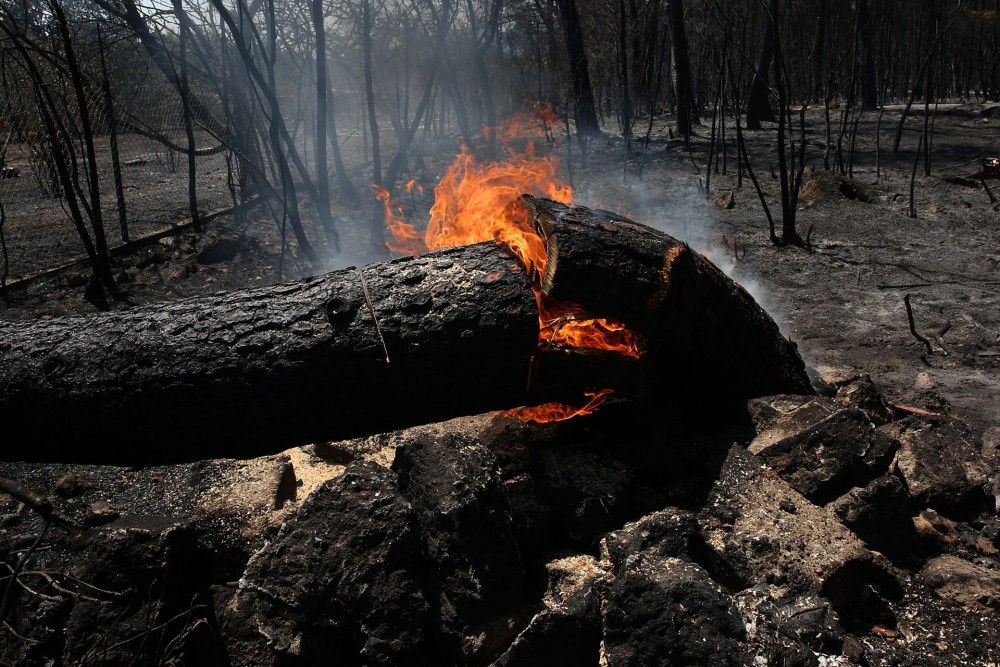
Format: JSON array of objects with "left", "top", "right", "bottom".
[
  {"left": 0, "top": 244, "right": 550, "bottom": 463},
  {"left": 517, "top": 195, "right": 814, "bottom": 400},
  {"left": 1, "top": 198, "right": 812, "bottom": 464}
]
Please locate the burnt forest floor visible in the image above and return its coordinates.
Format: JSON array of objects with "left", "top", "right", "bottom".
[{"left": 1, "top": 102, "right": 1000, "bottom": 667}]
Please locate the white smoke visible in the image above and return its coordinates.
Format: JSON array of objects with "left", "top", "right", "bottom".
[{"left": 570, "top": 167, "right": 782, "bottom": 328}]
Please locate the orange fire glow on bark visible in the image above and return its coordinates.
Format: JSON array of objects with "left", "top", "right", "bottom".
[
  {"left": 500, "top": 389, "right": 614, "bottom": 424},
  {"left": 377, "top": 105, "right": 640, "bottom": 421}
]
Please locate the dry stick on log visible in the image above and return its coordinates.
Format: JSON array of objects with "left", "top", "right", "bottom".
[
  {"left": 0, "top": 245, "right": 545, "bottom": 464},
  {"left": 517, "top": 196, "right": 813, "bottom": 400},
  {"left": 0, "top": 477, "right": 81, "bottom": 532},
  {"left": 903, "top": 293, "right": 933, "bottom": 357}
]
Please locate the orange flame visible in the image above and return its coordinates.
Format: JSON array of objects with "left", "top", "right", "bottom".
[
  {"left": 384, "top": 144, "right": 570, "bottom": 276},
  {"left": 376, "top": 185, "right": 425, "bottom": 255},
  {"left": 542, "top": 317, "right": 642, "bottom": 358},
  {"left": 501, "top": 389, "right": 614, "bottom": 424},
  {"left": 376, "top": 106, "right": 641, "bottom": 422},
  {"left": 537, "top": 292, "right": 641, "bottom": 358}
]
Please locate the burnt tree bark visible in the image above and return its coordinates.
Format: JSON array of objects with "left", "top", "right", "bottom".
[
  {"left": 0, "top": 245, "right": 539, "bottom": 464},
  {"left": 97, "top": 28, "right": 129, "bottom": 243},
  {"left": 555, "top": 0, "right": 602, "bottom": 137},
  {"left": 311, "top": 0, "right": 335, "bottom": 227},
  {"left": 856, "top": 0, "right": 878, "bottom": 110},
  {"left": 174, "top": 0, "right": 201, "bottom": 232},
  {"left": 668, "top": 0, "right": 697, "bottom": 142},
  {"left": 517, "top": 196, "right": 813, "bottom": 400},
  {"left": 745, "top": 1, "right": 777, "bottom": 130}
]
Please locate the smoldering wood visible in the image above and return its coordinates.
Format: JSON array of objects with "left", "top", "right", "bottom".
[
  {"left": 0, "top": 244, "right": 541, "bottom": 464},
  {"left": 518, "top": 195, "right": 813, "bottom": 399}
]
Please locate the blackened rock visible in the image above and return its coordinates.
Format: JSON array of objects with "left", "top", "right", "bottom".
[
  {"left": 735, "top": 585, "right": 848, "bottom": 665},
  {"left": 698, "top": 445, "right": 900, "bottom": 629},
  {"left": 880, "top": 416, "right": 991, "bottom": 518},
  {"left": 920, "top": 555, "right": 1000, "bottom": 611},
  {"left": 599, "top": 508, "right": 696, "bottom": 576},
  {"left": 393, "top": 436, "right": 524, "bottom": 662},
  {"left": 53, "top": 473, "right": 95, "bottom": 498},
  {"left": 228, "top": 461, "right": 429, "bottom": 666},
  {"left": 747, "top": 394, "right": 839, "bottom": 453},
  {"left": 197, "top": 237, "right": 244, "bottom": 264},
  {"left": 534, "top": 442, "right": 635, "bottom": 543},
  {"left": 57, "top": 523, "right": 224, "bottom": 666},
  {"left": 982, "top": 518, "right": 1000, "bottom": 550},
  {"left": 767, "top": 593, "right": 846, "bottom": 656},
  {"left": 492, "top": 555, "right": 610, "bottom": 667},
  {"left": 602, "top": 557, "right": 745, "bottom": 667},
  {"left": 835, "top": 375, "right": 895, "bottom": 426},
  {"left": 755, "top": 409, "right": 897, "bottom": 504},
  {"left": 490, "top": 607, "right": 599, "bottom": 666},
  {"left": 831, "top": 475, "right": 917, "bottom": 561}
]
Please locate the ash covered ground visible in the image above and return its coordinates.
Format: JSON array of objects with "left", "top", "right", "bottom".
[{"left": 2, "top": 106, "right": 999, "bottom": 666}]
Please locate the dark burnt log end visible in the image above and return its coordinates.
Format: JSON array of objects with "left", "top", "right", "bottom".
[
  {"left": 0, "top": 243, "right": 538, "bottom": 464},
  {"left": 528, "top": 347, "right": 645, "bottom": 403},
  {"left": 518, "top": 195, "right": 813, "bottom": 400}
]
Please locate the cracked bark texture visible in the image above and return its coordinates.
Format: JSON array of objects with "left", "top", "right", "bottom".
[
  {"left": 0, "top": 243, "right": 537, "bottom": 463},
  {"left": 517, "top": 195, "right": 814, "bottom": 400}
]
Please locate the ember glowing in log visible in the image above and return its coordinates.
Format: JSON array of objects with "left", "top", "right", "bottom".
[
  {"left": 537, "top": 293, "right": 642, "bottom": 358},
  {"left": 501, "top": 388, "right": 614, "bottom": 423}
]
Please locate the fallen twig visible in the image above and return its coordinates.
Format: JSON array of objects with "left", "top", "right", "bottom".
[
  {"left": 876, "top": 282, "right": 934, "bottom": 290},
  {"left": 903, "top": 294, "right": 933, "bottom": 357},
  {"left": 0, "top": 477, "right": 83, "bottom": 532},
  {"left": 893, "top": 404, "right": 942, "bottom": 417}
]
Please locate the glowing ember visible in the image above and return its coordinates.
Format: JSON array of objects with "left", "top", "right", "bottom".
[
  {"left": 501, "top": 389, "right": 614, "bottom": 424},
  {"left": 542, "top": 318, "right": 642, "bottom": 358},
  {"left": 537, "top": 293, "right": 641, "bottom": 358}
]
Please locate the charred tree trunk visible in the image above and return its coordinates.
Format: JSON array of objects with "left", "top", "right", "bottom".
[
  {"left": 555, "top": 0, "right": 602, "bottom": 137},
  {"left": 51, "top": 0, "right": 116, "bottom": 298},
  {"left": 618, "top": 0, "right": 634, "bottom": 154},
  {"left": 311, "top": 0, "right": 335, "bottom": 230},
  {"left": 361, "top": 0, "right": 384, "bottom": 253},
  {"left": 518, "top": 196, "right": 813, "bottom": 400},
  {"left": 856, "top": 0, "right": 878, "bottom": 110},
  {"left": 362, "top": 0, "right": 381, "bottom": 187},
  {"left": 97, "top": 29, "right": 129, "bottom": 243},
  {"left": 0, "top": 245, "right": 540, "bottom": 464},
  {"left": 668, "top": 0, "right": 697, "bottom": 142},
  {"left": 174, "top": 0, "right": 201, "bottom": 232},
  {"left": 745, "top": 3, "right": 777, "bottom": 130}
]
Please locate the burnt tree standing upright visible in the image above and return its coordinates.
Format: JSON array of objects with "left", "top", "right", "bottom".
[
  {"left": 361, "top": 0, "right": 384, "bottom": 252},
  {"left": 745, "top": 1, "right": 777, "bottom": 129},
  {"left": 311, "top": 0, "right": 335, "bottom": 231},
  {"left": 668, "top": 0, "right": 698, "bottom": 142},
  {"left": 856, "top": 0, "right": 878, "bottom": 110},
  {"left": 617, "top": 0, "right": 633, "bottom": 154},
  {"left": 174, "top": 0, "right": 200, "bottom": 232},
  {"left": 97, "top": 27, "right": 129, "bottom": 243},
  {"left": 556, "top": 0, "right": 601, "bottom": 137}
]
